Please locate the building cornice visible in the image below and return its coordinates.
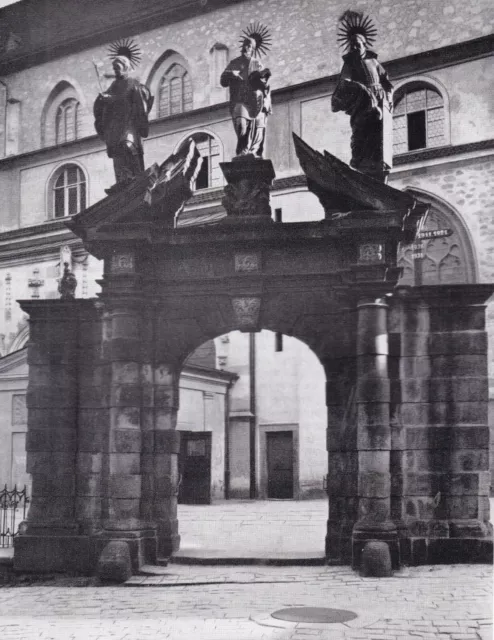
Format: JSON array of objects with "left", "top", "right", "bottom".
[{"left": 393, "top": 139, "right": 494, "bottom": 166}]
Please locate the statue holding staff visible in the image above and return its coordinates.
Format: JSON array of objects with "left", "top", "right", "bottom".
[
  {"left": 220, "top": 23, "right": 273, "bottom": 159},
  {"left": 331, "top": 11, "right": 393, "bottom": 180},
  {"left": 93, "top": 39, "right": 154, "bottom": 191}
]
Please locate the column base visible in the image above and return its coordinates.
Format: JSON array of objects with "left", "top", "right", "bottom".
[
  {"left": 352, "top": 520, "right": 399, "bottom": 570},
  {"left": 405, "top": 537, "right": 493, "bottom": 565},
  {"left": 14, "top": 528, "right": 158, "bottom": 575}
]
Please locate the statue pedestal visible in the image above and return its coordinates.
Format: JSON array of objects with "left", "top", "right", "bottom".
[{"left": 220, "top": 157, "right": 275, "bottom": 224}]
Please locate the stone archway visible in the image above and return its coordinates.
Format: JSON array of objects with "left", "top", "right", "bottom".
[{"left": 14, "top": 142, "right": 493, "bottom": 574}]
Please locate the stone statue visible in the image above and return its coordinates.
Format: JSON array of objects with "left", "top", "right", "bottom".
[
  {"left": 331, "top": 11, "right": 393, "bottom": 180},
  {"left": 58, "top": 262, "right": 77, "bottom": 300},
  {"left": 220, "top": 23, "right": 272, "bottom": 158},
  {"left": 94, "top": 39, "right": 153, "bottom": 191}
]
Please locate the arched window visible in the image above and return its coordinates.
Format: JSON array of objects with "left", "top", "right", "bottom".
[
  {"left": 159, "top": 63, "right": 193, "bottom": 117},
  {"left": 191, "top": 133, "right": 221, "bottom": 190},
  {"left": 393, "top": 83, "right": 446, "bottom": 155},
  {"left": 56, "top": 98, "right": 80, "bottom": 144},
  {"left": 398, "top": 192, "right": 476, "bottom": 286},
  {"left": 52, "top": 164, "right": 87, "bottom": 218},
  {"left": 41, "top": 81, "right": 85, "bottom": 147}
]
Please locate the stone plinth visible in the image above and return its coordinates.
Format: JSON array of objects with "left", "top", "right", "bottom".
[{"left": 220, "top": 157, "right": 275, "bottom": 224}]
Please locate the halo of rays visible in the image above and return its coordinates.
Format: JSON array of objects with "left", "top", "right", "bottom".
[
  {"left": 239, "top": 22, "right": 272, "bottom": 57},
  {"left": 337, "top": 11, "right": 377, "bottom": 51},
  {"left": 107, "top": 38, "right": 142, "bottom": 69}
]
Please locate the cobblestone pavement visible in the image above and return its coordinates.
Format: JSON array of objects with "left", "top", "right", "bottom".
[{"left": 0, "top": 564, "right": 491, "bottom": 640}]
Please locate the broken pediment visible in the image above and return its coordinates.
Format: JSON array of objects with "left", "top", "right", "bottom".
[
  {"left": 293, "top": 133, "right": 418, "bottom": 214},
  {"left": 65, "top": 139, "right": 202, "bottom": 243}
]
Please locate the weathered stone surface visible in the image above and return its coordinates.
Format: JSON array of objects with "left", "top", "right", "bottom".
[
  {"left": 429, "top": 306, "right": 486, "bottom": 332},
  {"left": 429, "top": 331, "right": 488, "bottom": 355},
  {"left": 405, "top": 426, "right": 490, "bottom": 450},
  {"left": 431, "top": 354, "right": 487, "bottom": 377},
  {"left": 108, "top": 475, "right": 142, "bottom": 499},
  {"left": 359, "top": 472, "right": 391, "bottom": 498},
  {"left": 26, "top": 428, "right": 77, "bottom": 452},
  {"left": 107, "top": 428, "right": 142, "bottom": 453},
  {"left": 357, "top": 423, "right": 391, "bottom": 450},
  {"left": 154, "top": 430, "right": 181, "bottom": 454},
  {"left": 96, "top": 541, "right": 132, "bottom": 583},
  {"left": 360, "top": 540, "right": 392, "bottom": 577}
]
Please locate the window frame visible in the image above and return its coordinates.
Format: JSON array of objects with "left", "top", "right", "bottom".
[
  {"left": 158, "top": 62, "right": 193, "bottom": 118},
  {"left": 49, "top": 163, "right": 88, "bottom": 220},
  {"left": 392, "top": 77, "right": 450, "bottom": 156},
  {"left": 55, "top": 97, "right": 80, "bottom": 145}
]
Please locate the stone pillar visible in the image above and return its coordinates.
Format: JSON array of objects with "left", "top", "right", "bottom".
[
  {"left": 144, "top": 360, "right": 181, "bottom": 559},
  {"left": 325, "top": 355, "right": 358, "bottom": 564},
  {"left": 14, "top": 300, "right": 91, "bottom": 572},
  {"left": 324, "top": 308, "right": 358, "bottom": 564},
  {"left": 388, "top": 293, "right": 434, "bottom": 563},
  {"left": 352, "top": 297, "right": 398, "bottom": 569},
  {"left": 101, "top": 298, "right": 144, "bottom": 529},
  {"left": 76, "top": 302, "right": 106, "bottom": 534},
  {"left": 419, "top": 286, "right": 492, "bottom": 563}
]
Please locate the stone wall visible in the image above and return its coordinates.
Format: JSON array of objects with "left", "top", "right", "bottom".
[{"left": 1, "top": 0, "right": 492, "bottom": 158}]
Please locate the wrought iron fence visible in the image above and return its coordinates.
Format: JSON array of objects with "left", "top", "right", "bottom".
[{"left": 0, "top": 485, "right": 30, "bottom": 548}]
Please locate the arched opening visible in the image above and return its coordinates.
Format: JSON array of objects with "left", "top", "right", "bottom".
[
  {"left": 146, "top": 50, "right": 193, "bottom": 120},
  {"left": 41, "top": 80, "right": 84, "bottom": 147},
  {"left": 47, "top": 162, "right": 88, "bottom": 219},
  {"left": 392, "top": 78, "right": 450, "bottom": 155},
  {"left": 398, "top": 189, "right": 477, "bottom": 285},
  {"left": 175, "top": 329, "right": 328, "bottom": 559}
]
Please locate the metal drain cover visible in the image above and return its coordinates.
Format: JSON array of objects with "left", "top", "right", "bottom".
[{"left": 271, "top": 607, "right": 358, "bottom": 623}]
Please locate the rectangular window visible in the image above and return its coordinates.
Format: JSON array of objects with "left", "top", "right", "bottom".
[{"left": 407, "top": 111, "right": 426, "bottom": 151}]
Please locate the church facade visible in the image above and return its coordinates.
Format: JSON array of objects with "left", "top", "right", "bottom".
[{"left": 0, "top": 0, "right": 492, "bottom": 506}]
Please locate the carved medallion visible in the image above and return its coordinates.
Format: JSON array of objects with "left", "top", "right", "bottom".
[
  {"left": 358, "top": 243, "right": 384, "bottom": 264},
  {"left": 111, "top": 252, "right": 135, "bottom": 273},
  {"left": 232, "top": 297, "right": 261, "bottom": 328},
  {"left": 235, "top": 253, "right": 261, "bottom": 273}
]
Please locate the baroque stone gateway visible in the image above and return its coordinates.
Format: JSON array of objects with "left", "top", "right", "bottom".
[{"left": 13, "top": 14, "right": 493, "bottom": 576}]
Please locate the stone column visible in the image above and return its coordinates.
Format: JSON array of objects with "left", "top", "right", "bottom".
[
  {"left": 352, "top": 297, "right": 398, "bottom": 569},
  {"left": 148, "top": 361, "right": 181, "bottom": 559},
  {"left": 100, "top": 298, "right": 144, "bottom": 530},
  {"left": 15, "top": 300, "right": 88, "bottom": 572},
  {"left": 324, "top": 308, "right": 358, "bottom": 564}
]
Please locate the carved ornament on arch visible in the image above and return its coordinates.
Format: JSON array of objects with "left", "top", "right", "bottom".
[
  {"left": 232, "top": 296, "right": 261, "bottom": 329},
  {"left": 111, "top": 252, "right": 135, "bottom": 274}
]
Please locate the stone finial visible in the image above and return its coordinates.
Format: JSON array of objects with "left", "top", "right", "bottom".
[{"left": 58, "top": 262, "right": 77, "bottom": 300}]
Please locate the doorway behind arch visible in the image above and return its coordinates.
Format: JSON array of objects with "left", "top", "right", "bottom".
[{"left": 175, "top": 329, "right": 328, "bottom": 560}]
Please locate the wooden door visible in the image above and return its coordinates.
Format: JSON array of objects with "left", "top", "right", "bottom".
[
  {"left": 267, "top": 431, "right": 294, "bottom": 499},
  {"left": 178, "top": 431, "right": 212, "bottom": 504}
]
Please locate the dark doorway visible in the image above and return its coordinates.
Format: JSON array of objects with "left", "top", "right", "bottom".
[
  {"left": 178, "top": 431, "right": 212, "bottom": 504},
  {"left": 267, "top": 431, "right": 294, "bottom": 499}
]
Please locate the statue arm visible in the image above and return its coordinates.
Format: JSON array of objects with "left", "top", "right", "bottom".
[{"left": 220, "top": 62, "right": 240, "bottom": 88}]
